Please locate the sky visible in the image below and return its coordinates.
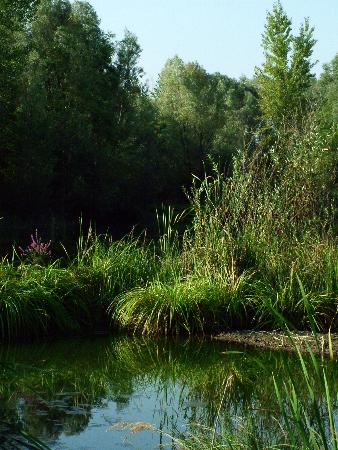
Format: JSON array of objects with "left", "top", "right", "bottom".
[{"left": 88, "top": 0, "right": 338, "bottom": 86}]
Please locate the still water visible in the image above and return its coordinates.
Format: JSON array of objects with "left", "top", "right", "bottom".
[{"left": 0, "top": 336, "right": 337, "bottom": 449}]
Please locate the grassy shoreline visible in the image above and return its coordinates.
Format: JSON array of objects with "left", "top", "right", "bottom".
[
  {"left": 0, "top": 119, "right": 337, "bottom": 341},
  {"left": 0, "top": 224, "right": 336, "bottom": 341}
]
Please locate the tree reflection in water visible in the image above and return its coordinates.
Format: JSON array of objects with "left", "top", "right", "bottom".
[{"left": 0, "top": 337, "right": 337, "bottom": 449}]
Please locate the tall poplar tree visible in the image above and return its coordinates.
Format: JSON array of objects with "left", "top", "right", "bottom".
[{"left": 255, "top": 1, "right": 316, "bottom": 127}]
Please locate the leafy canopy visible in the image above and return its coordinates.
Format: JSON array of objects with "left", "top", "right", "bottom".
[{"left": 255, "top": 1, "right": 316, "bottom": 127}]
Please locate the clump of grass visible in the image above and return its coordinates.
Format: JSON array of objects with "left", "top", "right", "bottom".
[
  {"left": 70, "top": 227, "right": 156, "bottom": 302},
  {"left": 0, "top": 259, "right": 93, "bottom": 340},
  {"left": 111, "top": 273, "right": 252, "bottom": 335},
  {"left": 169, "top": 423, "right": 271, "bottom": 450}
]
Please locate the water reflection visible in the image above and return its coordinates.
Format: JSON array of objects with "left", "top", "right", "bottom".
[{"left": 0, "top": 337, "right": 337, "bottom": 449}]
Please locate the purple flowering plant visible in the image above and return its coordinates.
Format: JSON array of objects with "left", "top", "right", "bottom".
[{"left": 19, "top": 230, "right": 51, "bottom": 265}]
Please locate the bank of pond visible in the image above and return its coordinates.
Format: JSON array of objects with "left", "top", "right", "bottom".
[
  {"left": 0, "top": 336, "right": 337, "bottom": 449},
  {"left": 0, "top": 231, "right": 336, "bottom": 341}
]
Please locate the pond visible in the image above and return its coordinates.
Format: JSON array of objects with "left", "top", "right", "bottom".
[{"left": 0, "top": 336, "right": 337, "bottom": 449}]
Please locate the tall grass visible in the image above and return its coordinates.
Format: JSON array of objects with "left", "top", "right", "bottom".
[
  {"left": 0, "top": 230, "right": 156, "bottom": 340},
  {"left": 112, "top": 116, "right": 337, "bottom": 335},
  {"left": 111, "top": 274, "right": 251, "bottom": 335}
]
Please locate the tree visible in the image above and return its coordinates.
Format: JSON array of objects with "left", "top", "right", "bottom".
[
  {"left": 314, "top": 53, "right": 338, "bottom": 155},
  {"left": 316, "top": 53, "right": 338, "bottom": 127},
  {"left": 1, "top": 0, "right": 159, "bottom": 230},
  {"left": 0, "top": 1, "right": 40, "bottom": 192},
  {"left": 154, "top": 56, "right": 258, "bottom": 198},
  {"left": 0, "top": 0, "right": 40, "bottom": 117},
  {"left": 255, "top": 1, "right": 316, "bottom": 127},
  {"left": 5, "top": 0, "right": 119, "bottom": 216}
]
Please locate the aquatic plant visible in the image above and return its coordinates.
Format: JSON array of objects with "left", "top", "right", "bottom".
[
  {"left": 111, "top": 273, "right": 251, "bottom": 335},
  {"left": 0, "top": 228, "right": 157, "bottom": 340}
]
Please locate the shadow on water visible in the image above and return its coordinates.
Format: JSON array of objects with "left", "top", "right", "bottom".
[{"left": 0, "top": 336, "right": 337, "bottom": 449}]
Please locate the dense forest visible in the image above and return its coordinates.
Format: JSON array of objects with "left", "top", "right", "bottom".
[{"left": 1, "top": 0, "right": 336, "bottom": 246}]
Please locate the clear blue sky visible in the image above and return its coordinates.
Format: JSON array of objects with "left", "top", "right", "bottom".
[{"left": 88, "top": 0, "right": 337, "bottom": 86}]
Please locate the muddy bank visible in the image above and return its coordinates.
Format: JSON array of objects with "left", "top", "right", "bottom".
[{"left": 214, "top": 331, "right": 338, "bottom": 357}]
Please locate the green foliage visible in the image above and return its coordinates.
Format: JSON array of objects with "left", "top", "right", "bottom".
[
  {"left": 315, "top": 53, "right": 338, "bottom": 155},
  {"left": 1, "top": 0, "right": 262, "bottom": 232},
  {"left": 0, "top": 116, "right": 336, "bottom": 340},
  {"left": 0, "top": 228, "right": 156, "bottom": 340},
  {"left": 0, "top": 0, "right": 158, "bottom": 224},
  {"left": 0, "top": 0, "right": 336, "bottom": 340},
  {"left": 111, "top": 275, "right": 249, "bottom": 335},
  {"left": 0, "top": 2, "right": 336, "bottom": 447},
  {"left": 317, "top": 53, "right": 338, "bottom": 125},
  {"left": 154, "top": 56, "right": 258, "bottom": 186},
  {"left": 255, "top": 1, "right": 316, "bottom": 127},
  {"left": 0, "top": 1, "right": 37, "bottom": 188},
  {"left": 12, "top": 0, "right": 118, "bottom": 213}
]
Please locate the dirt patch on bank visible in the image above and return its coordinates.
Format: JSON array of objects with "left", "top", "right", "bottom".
[{"left": 214, "top": 331, "right": 338, "bottom": 357}]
